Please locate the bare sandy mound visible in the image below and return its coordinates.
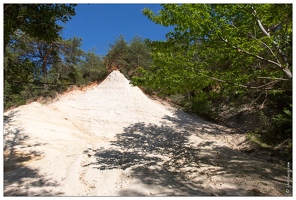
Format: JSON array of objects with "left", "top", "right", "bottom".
[{"left": 4, "top": 70, "right": 290, "bottom": 196}]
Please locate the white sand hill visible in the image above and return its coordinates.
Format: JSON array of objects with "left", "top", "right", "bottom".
[{"left": 4, "top": 70, "right": 288, "bottom": 196}]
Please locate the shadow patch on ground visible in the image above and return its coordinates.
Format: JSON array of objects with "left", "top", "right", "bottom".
[
  {"left": 162, "top": 109, "right": 236, "bottom": 135},
  {"left": 89, "top": 120, "right": 288, "bottom": 196},
  {"left": 4, "top": 111, "right": 63, "bottom": 196},
  {"left": 4, "top": 166, "right": 63, "bottom": 196}
]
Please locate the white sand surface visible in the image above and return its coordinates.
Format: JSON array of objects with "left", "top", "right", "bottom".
[{"left": 4, "top": 70, "right": 289, "bottom": 196}]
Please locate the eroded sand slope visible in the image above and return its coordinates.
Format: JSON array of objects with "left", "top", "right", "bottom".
[{"left": 4, "top": 70, "right": 289, "bottom": 196}]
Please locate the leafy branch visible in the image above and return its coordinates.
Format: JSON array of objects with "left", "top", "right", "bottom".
[
  {"left": 218, "top": 35, "right": 291, "bottom": 80},
  {"left": 199, "top": 73, "right": 287, "bottom": 91},
  {"left": 249, "top": 6, "right": 292, "bottom": 79}
]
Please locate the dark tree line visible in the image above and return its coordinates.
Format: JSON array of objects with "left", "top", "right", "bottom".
[
  {"left": 4, "top": 4, "right": 152, "bottom": 110},
  {"left": 4, "top": 4, "right": 107, "bottom": 110},
  {"left": 104, "top": 35, "right": 152, "bottom": 79}
]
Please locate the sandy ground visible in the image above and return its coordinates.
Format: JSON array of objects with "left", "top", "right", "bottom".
[{"left": 3, "top": 70, "right": 291, "bottom": 196}]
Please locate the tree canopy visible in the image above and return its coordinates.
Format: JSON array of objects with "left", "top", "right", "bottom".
[
  {"left": 135, "top": 4, "right": 292, "bottom": 92},
  {"left": 3, "top": 4, "right": 109, "bottom": 110},
  {"left": 132, "top": 4, "right": 292, "bottom": 144},
  {"left": 104, "top": 35, "right": 152, "bottom": 78},
  {"left": 4, "top": 4, "right": 76, "bottom": 54}
]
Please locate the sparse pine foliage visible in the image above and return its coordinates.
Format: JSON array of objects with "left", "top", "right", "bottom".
[
  {"left": 4, "top": 4, "right": 107, "bottom": 110},
  {"left": 104, "top": 35, "right": 152, "bottom": 79}
]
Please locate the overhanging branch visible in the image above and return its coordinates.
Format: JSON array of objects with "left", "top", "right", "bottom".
[
  {"left": 257, "top": 77, "right": 289, "bottom": 81},
  {"left": 218, "top": 35, "right": 282, "bottom": 68},
  {"left": 250, "top": 6, "right": 292, "bottom": 79},
  {"left": 198, "top": 73, "right": 289, "bottom": 91}
]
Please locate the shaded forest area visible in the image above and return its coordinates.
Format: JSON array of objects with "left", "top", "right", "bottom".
[
  {"left": 4, "top": 4, "right": 150, "bottom": 111},
  {"left": 4, "top": 4, "right": 292, "bottom": 154}
]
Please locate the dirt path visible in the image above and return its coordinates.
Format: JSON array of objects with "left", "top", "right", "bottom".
[{"left": 3, "top": 70, "right": 291, "bottom": 196}]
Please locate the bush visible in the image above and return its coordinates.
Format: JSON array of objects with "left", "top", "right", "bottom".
[
  {"left": 252, "top": 105, "right": 292, "bottom": 146},
  {"left": 272, "top": 105, "right": 292, "bottom": 136}
]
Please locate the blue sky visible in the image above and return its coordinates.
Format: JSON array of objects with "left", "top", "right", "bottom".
[{"left": 58, "top": 4, "right": 172, "bottom": 57}]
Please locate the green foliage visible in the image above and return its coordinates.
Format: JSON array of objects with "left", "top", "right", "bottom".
[
  {"left": 4, "top": 4, "right": 76, "bottom": 53},
  {"left": 246, "top": 131, "right": 271, "bottom": 148},
  {"left": 134, "top": 4, "right": 292, "bottom": 144},
  {"left": 248, "top": 103, "right": 292, "bottom": 146},
  {"left": 80, "top": 51, "right": 107, "bottom": 84},
  {"left": 104, "top": 35, "right": 129, "bottom": 70},
  {"left": 139, "top": 4, "right": 292, "bottom": 92},
  {"left": 125, "top": 36, "right": 152, "bottom": 76},
  {"left": 272, "top": 104, "right": 292, "bottom": 135},
  {"left": 104, "top": 35, "right": 152, "bottom": 79},
  {"left": 4, "top": 4, "right": 110, "bottom": 110}
]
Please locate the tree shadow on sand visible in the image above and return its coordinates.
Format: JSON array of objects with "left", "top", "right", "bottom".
[
  {"left": 90, "top": 117, "right": 289, "bottom": 196},
  {"left": 4, "top": 111, "right": 63, "bottom": 196},
  {"left": 162, "top": 109, "right": 234, "bottom": 135}
]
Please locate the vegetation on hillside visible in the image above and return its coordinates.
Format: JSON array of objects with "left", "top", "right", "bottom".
[
  {"left": 132, "top": 4, "right": 292, "bottom": 147},
  {"left": 4, "top": 4, "right": 292, "bottom": 149},
  {"left": 4, "top": 4, "right": 107, "bottom": 110},
  {"left": 104, "top": 35, "right": 152, "bottom": 79}
]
